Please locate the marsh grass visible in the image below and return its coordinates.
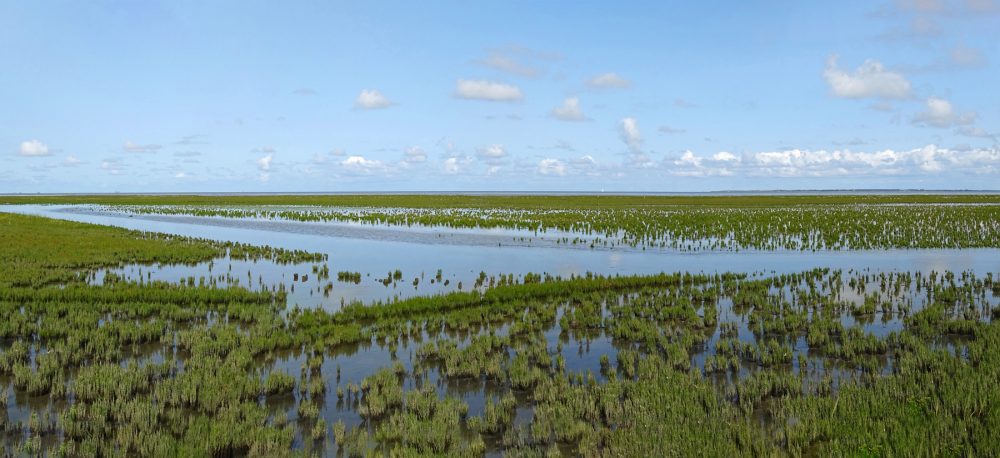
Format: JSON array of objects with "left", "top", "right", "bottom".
[{"left": 1, "top": 211, "right": 998, "bottom": 455}]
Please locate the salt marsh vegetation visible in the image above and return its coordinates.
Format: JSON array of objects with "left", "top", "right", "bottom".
[
  {"left": 87, "top": 200, "right": 1000, "bottom": 251},
  {"left": 1, "top": 199, "right": 999, "bottom": 456}
]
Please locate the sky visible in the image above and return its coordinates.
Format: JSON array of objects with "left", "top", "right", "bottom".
[{"left": 2, "top": 0, "right": 999, "bottom": 193}]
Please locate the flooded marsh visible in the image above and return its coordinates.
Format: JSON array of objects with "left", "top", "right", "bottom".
[{"left": 0, "top": 196, "right": 999, "bottom": 456}]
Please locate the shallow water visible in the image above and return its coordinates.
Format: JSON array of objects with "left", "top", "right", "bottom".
[
  {"left": 4, "top": 204, "right": 999, "bottom": 309},
  {"left": 3, "top": 204, "right": 999, "bottom": 455}
]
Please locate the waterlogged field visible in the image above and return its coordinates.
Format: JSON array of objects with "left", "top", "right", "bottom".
[
  {"left": 69, "top": 200, "right": 1000, "bottom": 251},
  {"left": 5, "top": 193, "right": 1000, "bottom": 251},
  {"left": 1, "top": 195, "right": 999, "bottom": 456}
]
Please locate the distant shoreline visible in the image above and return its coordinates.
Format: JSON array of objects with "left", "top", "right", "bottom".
[{"left": 3, "top": 189, "right": 1000, "bottom": 197}]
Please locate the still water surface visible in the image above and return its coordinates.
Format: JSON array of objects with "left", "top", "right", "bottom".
[{"left": 4, "top": 204, "right": 998, "bottom": 309}]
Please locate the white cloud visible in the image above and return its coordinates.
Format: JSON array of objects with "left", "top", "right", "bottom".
[
  {"left": 538, "top": 158, "right": 567, "bottom": 176},
  {"left": 18, "top": 139, "right": 50, "bottom": 157},
  {"left": 956, "top": 126, "right": 995, "bottom": 139},
  {"left": 628, "top": 152, "right": 655, "bottom": 168},
  {"left": 403, "top": 146, "right": 427, "bottom": 163},
  {"left": 619, "top": 117, "right": 642, "bottom": 152},
  {"left": 123, "top": 141, "right": 161, "bottom": 153},
  {"left": 251, "top": 146, "right": 276, "bottom": 153},
  {"left": 310, "top": 152, "right": 331, "bottom": 165},
  {"left": 443, "top": 155, "right": 472, "bottom": 174},
  {"left": 586, "top": 73, "right": 631, "bottom": 89},
  {"left": 571, "top": 155, "right": 597, "bottom": 167},
  {"left": 551, "top": 97, "right": 587, "bottom": 121},
  {"left": 257, "top": 154, "right": 273, "bottom": 171},
  {"left": 670, "top": 149, "right": 739, "bottom": 177},
  {"left": 62, "top": 155, "right": 83, "bottom": 166},
  {"left": 480, "top": 53, "right": 539, "bottom": 77},
  {"left": 455, "top": 79, "right": 523, "bottom": 101},
  {"left": 340, "top": 155, "right": 386, "bottom": 173},
  {"left": 529, "top": 154, "right": 605, "bottom": 177},
  {"left": 476, "top": 144, "right": 508, "bottom": 169},
  {"left": 823, "top": 55, "right": 912, "bottom": 99},
  {"left": 674, "top": 151, "right": 702, "bottom": 168},
  {"left": 355, "top": 89, "right": 393, "bottom": 109},
  {"left": 174, "top": 172, "right": 188, "bottom": 179},
  {"left": 912, "top": 97, "right": 976, "bottom": 128},
  {"left": 477, "top": 144, "right": 507, "bottom": 159},
  {"left": 712, "top": 151, "right": 739, "bottom": 162},
  {"left": 256, "top": 155, "right": 273, "bottom": 182},
  {"left": 666, "top": 145, "right": 1000, "bottom": 177}
]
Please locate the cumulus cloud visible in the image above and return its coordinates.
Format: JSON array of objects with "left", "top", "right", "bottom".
[
  {"left": 912, "top": 97, "right": 976, "bottom": 128},
  {"left": 62, "top": 155, "right": 84, "bottom": 167},
  {"left": 257, "top": 154, "right": 273, "bottom": 182},
  {"left": 530, "top": 154, "right": 605, "bottom": 177},
  {"left": 355, "top": 89, "right": 393, "bottom": 109},
  {"left": 551, "top": 97, "right": 587, "bottom": 121},
  {"left": 340, "top": 155, "right": 386, "bottom": 173},
  {"left": 257, "top": 154, "right": 273, "bottom": 171},
  {"left": 403, "top": 146, "right": 427, "bottom": 163},
  {"left": 670, "top": 150, "right": 743, "bottom": 176},
  {"left": 455, "top": 79, "right": 523, "bottom": 101},
  {"left": 674, "top": 151, "right": 702, "bottom": 168},
  {"left": 18, "top": 140, "right": 50, "bottom": 157},
  {"left": 538, "top": 158, "right": 567, "bottom": 176},
  {"left": 712, "top": 151, "right": 739, "bottom": 162},
  {"left": 476, "top": 144, "right": 508, "bottom": 167},
  {"left": 586, "top": 73, "right": 631, "bottom": 89},
  {"left": 443, "top": 155, "right": 473, "bottom": 174},
  {"left": 619, "top": 118, "right": 642, "bottom": 152},
  {"left": 670, "top": 151, "right": 734, "bottom": 176},
  {"left": 823, "top": 55, "right": 912, "bottom": 99},
  {"left": 123, "top": 141, "right": 161, "bottom": 153},
  {"left": 667, "top": 145, "right": 1000, "bottom": 177}
]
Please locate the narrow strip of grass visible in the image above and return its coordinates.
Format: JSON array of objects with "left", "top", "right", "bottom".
[{"left": 4, "top": 193, "right": 1000, "bottom": 208}]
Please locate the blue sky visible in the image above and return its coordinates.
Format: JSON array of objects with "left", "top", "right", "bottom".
[{"left": 2, "top": 0, "right": 998, "bottom": 192}]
